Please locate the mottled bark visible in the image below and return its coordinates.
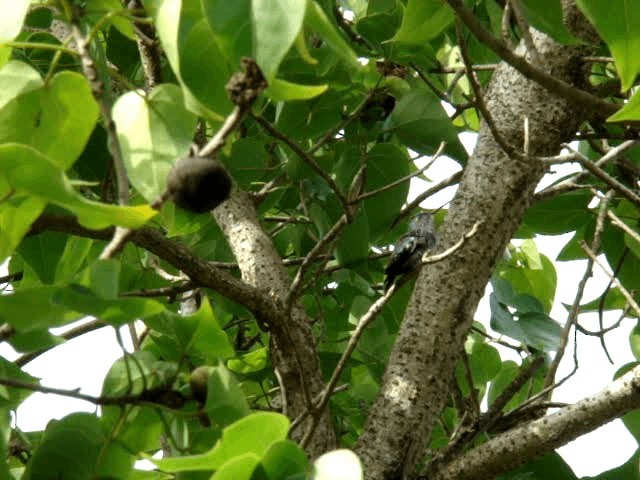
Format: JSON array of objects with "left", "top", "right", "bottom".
[
  {"left": 356, "top": 29, "right": 593, "bottom": 479},
  {"left": 213, "top": 191, "right": 337, "bottom": 455},
  {"left": 430, "top": 365, "right": 640, "bottom": 479}
]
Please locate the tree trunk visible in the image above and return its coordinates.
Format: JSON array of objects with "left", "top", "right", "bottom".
[{"left": 356, "top": 27, "right": 593, "bottom": 479}]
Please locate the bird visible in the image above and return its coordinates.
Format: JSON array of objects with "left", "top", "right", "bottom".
[{"left": 384, "top": 213, "right": 437, "bottom": 291}]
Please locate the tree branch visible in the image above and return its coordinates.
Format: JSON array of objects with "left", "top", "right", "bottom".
[
  {"left": 445, "top": 0, "right": 618, "bottom": 117},
  {"left": 429, "top": 365, "right": 640, "bottom": 479}
]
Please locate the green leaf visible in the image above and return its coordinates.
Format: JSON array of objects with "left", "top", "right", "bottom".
[
  {"left": 86, "top": 0, "right": 135, "bottom": 39},
  {"left": 584, "top": 449, "right": 640, "bottom": 480},
  {"left": 630, "top": 322, "right": 640, "bottom": 360},
  {"left": 101, "top": 406, "right": 165, "bottom": 453},
  {"left": 226, "top": 137, "right": 269, "bottom": 187},
  {"left": 0, "top": 357, "right": 38, "bottom": 409},
  {"left": 578, "top": 0, "right": 640, "bottom": 91},
  {"left": 0, "top": 60, "right": 43, "bottom": 110},
  {"left": 16, "top": 231, "right": 67, "bottom": 284},
  {"left": 0, "top": 410, "right": 12, "bottom": 479},
  {"left": 467, "top": 341, "right": 501, "bottom": 386},
  {"left": 0, "top": 286, "right": 83, "bottom": 332},
  {"left": 89, "top": 259, "right": 121, "bottom": 299},
  {"left": 0, "top": 144, "right": 157, "bottom": 229},
  {"left": 129, "top": 470, "right": 173, "bottom": 480},
  {"left": 523, "top": 190, "right": 592, "bottom": 235},
  {"left": 608, "top": 87, "right": 640, "bottom": 122},
  {"left": 113, "top": 84, "right": 198, "bottom": 202},
  {"left": 305, "top": 1, "right": 359, "bottom": 70},
  {"left": 313, "top": 449, "right": 363, "bottom": 480},
  {"left": 0, "top": 71, "right": 99, "bottom": 169},
  {"left": 102, "top": 351, "right": 166, "bottom": 397},
  {"left": 201, "top": 0, "right": 252, "bottom": 66},
  {"left": 499, "top": 248, "right": 557, "bottom": 314},
  {"left": 0, "top": 192, "right": 45, "bottom": 264},
  {"left": 54, "top": 237, "right": 94, "bottom": 283},
  {"left": 519, "top": 0, "right": 580, "bottom": 44},
  {"left": 227, "top": 347, "right": 268, "bottom": 374},
  {"left": 578, "top": 287, "right": 627, "bottom": 312},
  {"left": 488, "top": 359, "right": 546, "bottom": 413},
  {"left": 602, "top": 224, "right": 640, "bottom": 291},
  {"left": 251, "top": 0, "right": 308, "bottom": 81},
  {"left": 335, "top": 209, "right": 370, "bottom": 265},
  {"left": 388, "top": 88, "right": 467, "bottom": 162},
  {"left": 0, "top": 0, "right": 29, "bottom": 42},
  {"left": 157, "top": 412, "right": 289, "bottom": 471},
  {"left": 490, "top": 277, "right": 562, "bottom": 351},
  {"left": 259, "top": 440, "right": 308, "bottom": 479},
  {"left": 363, "top": 144, "right": 410, "bottom": 239},
  {"left": 392, "top": 0, "right": 454, "bottom": 45},
  {"left": 265, "top": 78, "right": 328, "bottom": 101},
  {"left": 213, "top": 454, "right": 260, "bottom": 480},
  {"left": 181, "top": 298, "right": 235, "bottom": 361},
  {"left": 23, "top": 413, "right": 104, "bottom": 480},
  {"left": 205, "top": 364, "right": 251, "bottom": 426},
  {"left": 490, "top": 295, "right": 562, "bottom": 351},
  {"left": 51, "top": 284, "right": 165, "bottom": 326},
  {"left": 147, "top": 0, "right": 234, "bottom": 118}
]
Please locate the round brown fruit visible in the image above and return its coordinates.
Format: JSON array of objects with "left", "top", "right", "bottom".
[{"left": 166, "top": 156, "right": 232, "bottom": 213}]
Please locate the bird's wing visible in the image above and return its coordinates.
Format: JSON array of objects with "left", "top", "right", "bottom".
[{"left": 385, "top": 235, "right": 419, "bottom": 275}]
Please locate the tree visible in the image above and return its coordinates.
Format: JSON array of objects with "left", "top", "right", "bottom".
[{"left": 1, "top": 0, "right": 640, "bottom": 478}]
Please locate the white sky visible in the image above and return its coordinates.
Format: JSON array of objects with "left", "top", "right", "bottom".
[{"left": 0, "top": 134, "right": 637, "bottom": 477}]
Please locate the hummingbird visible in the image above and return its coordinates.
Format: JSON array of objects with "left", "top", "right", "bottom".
[{"left": 384, "top": 213, "right": 437, "bottom": 291}]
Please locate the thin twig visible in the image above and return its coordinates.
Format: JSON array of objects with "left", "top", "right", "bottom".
[
  {"left": 575, "top": 307, "right": 629, "bottom": 337},
  {"left": 200, "top": 107, "right": 246, "bottom": 157},
  {"left": 535, "top": 140, "right": 639, "bottom": 202},
  {"left": 127, "top": 0, "right": 162, "bottom": 91},
  {"left": 251, "top": 113, "right": 352, "bottom": 219},
  {"left": 568, "top": 146, "right": 640, "bottom": 209},
  {"left": 544, "top": 191, "right": 613, "bottom": 388},
  {"left": 411, "top": 63, "right": 450, "bottom": 103},
  {"left": 309, "top": 87, "right": 379, "bottom": 154},
  {"left": 501, "top": 0, "right": 514, "bottom": 48},
  {"left": 508, "top": 0, "right": 540, "bottom": 64},
  {"left": 299, "top": 282, "right": 400, "bottom": 448},
  {"left": 444, "top": 0, "right": 619, "bottom": 116},
  {"left": 438, "top": 356, "right": 544, "bottom": 464},
  {"left": 428, "top": 64, "right": 498, "bottom": 74},
  {"left": 0, "top": 377, "right": 158, "bottom": 406},
  {"left": 399, "top": 171, "right": 463, "bottom": 223},
  {"left": 69, "top": 20, "right": 133, "bottom": 260},
  {"left": 456, "top": 19, "right": 520, "bottom": 160},
  {"left": 470, "top": 326, "right": 525, "bottom": 353},
  {"left": 581, "top": 243, "right": 640, "bottom": 318},
  {"left": 607, "top": 210, "right": 640, "bottom": 245},
  {"left": 286, "top": 215, "right": 349, "bottom": 306},
  {"left": 356, "top": 142, "right": 447, "bottom": 202},
  {"left": 421, "top": 221, "right": 483, "bottom": 264}
]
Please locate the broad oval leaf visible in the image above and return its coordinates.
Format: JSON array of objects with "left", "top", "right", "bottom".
[
  {"left": 0, "top": 60, "right": 43, "bottom": 110},
  {"left": 0, "top": 143, "right": 157, "bottom": 229},
  {"left": 156, "top": 412, "right": 289, "bottom": 471},
  {"left": 265, "top": 78, "right": 328, "bottom": 101},
  {"left": 24, "top": 413, "right": 103, "bottom": 480},
  {"left": 113, "top": 84, "right": 198, "bottom": 202},
  {"left": 0, "top": 70, "right": 99, "bottom": 169},
  {"left": 251, "top": 0, "right": 308, "bottom": 81},
  {"left": 392, "top": 0, "right": 454, "bottom": 45},
  {"left": 578, "top": 0, "right": 640, "bottom": 91},
  {"left": 388, "top": 88, "right": 467, "bottom": 162}
]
